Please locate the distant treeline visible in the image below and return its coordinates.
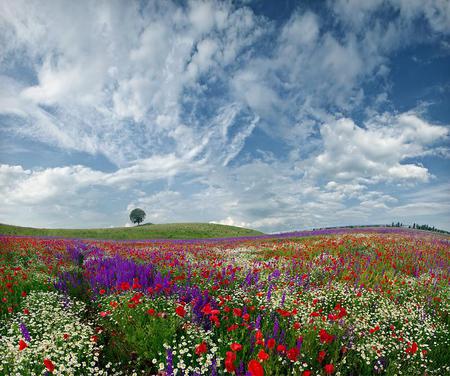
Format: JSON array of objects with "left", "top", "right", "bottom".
[
  {"left": 386, "top": 222, "right": 449, "bottom": 234},
  {"left": 313, "top": 223, "right": 450, "bottom": 235}
]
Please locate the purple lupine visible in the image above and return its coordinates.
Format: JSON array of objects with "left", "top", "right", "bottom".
[
  {"left": 166, "top": 348, "right": 174, "bottom": 376},
  {"left": 266, "top": 283, "right": 273, "bottom": 302},
  {"left": 254, "top": 314, "right": 262, "bottom": 330},
  {"left": 20, "top": 322, "right": 31, "bottom": 342},
  {"left": 211, "top": 357, "right": 218, "bottom": 376},
  {"left": 271, "top": 269, "right": 281, "bottom": 280},
  {"left": 83, "top": 255, "right": 155, "bottom": 296},
  {"left": 273, "top": 316, "right": 280, "bottom": 338},
  {"left": 238, "top": 361, "right": 245, "bottom": 375}
]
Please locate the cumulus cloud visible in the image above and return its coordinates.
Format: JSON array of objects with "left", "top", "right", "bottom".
[{"left": 310, "top": 114, "right": 448, "bottom": 183}]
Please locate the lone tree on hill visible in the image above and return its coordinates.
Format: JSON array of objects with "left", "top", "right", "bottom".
[{"left": 129, "top": 208, "right": 146, "bottom": 225}]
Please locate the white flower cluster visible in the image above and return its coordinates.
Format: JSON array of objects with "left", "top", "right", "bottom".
[{"left": 0, "top": 291, "right": 119, "bottom": 375}]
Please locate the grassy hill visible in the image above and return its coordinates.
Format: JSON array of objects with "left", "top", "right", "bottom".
[{"left": 0, "top": 222, "right": 264, "bottom": 240}]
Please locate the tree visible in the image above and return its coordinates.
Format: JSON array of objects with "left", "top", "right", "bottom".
[{"left": 129, "top": 208, "right": 146, "bottom": 225}]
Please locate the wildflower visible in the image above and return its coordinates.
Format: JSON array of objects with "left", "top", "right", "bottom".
[
  {"left": 267, "top": 338, "right": 276, "bottom": 349},
  {"left": 233, "top": 308, "right": 242, "bottom": 317},
  {"left": 287, "top": 347, "right": 300, "bottom": 361},
  {"left": 318, "top": 350, "right": 326, "bottom": 363},
  {"left": 120, "top": 281, "right": 130, "bottom": 291},
  {"left": 230, "top": 343, "right": 242, "bottom": 351},
  {"left": 18, "top": 339, "right": 28, "bottom": 351},
  {"left": 405, "top": 342, "right": 418, "bottom": 355},
  {"left": 195, "top": 341, "right": 208, "bottom": 356},
  {"left": 175, "top": 305, "right": 186, "bottom": 317},
  {"left": 319, "top": 329, "right": 334, "bottom": 344},
  {"left": 248, "top": 359, "right": 264, "bottom": 376},
  {"left": 19, "top": 322, "right": 31, "bottom": 342},
  {"left": 147, "top": 308, "right": 156, "bottom": 316},
  {"left": 225, "top": 351, "right": 236, "bottom": 373},
  {"left": 324, "top": 363, "right": 335, "bottom": 374},
  {"left": 44, "top": 358, "right": 55, "bottom": 373},
  {"left": 369, "top": 325, "right": 380, "bottom": 334},
  {"left": 258, "top": 349, "right": 269, "bottom": 361},
  {"left": 302, "top": 371, "right": 312, "bottom": 376},
  {"left": 277, "top": 344, "right": 286, "bottom": 353}
]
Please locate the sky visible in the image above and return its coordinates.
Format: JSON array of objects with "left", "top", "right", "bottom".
[{"left": 0, "top": 0, "right": 449, "bottom": 232}]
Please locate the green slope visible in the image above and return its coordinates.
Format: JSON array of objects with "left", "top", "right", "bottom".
[{"left": 0, "top": 222, "right": 264, "bottom": 240}]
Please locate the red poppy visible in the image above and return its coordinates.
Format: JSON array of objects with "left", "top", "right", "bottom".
[
  {"left": 202, "top": 303, "right": 213, "bottom": 315},
  {"left": 258, "top": 349, "right": 269, "bottom": 361},
  {"left": 233, "top": 308, "right": 242, "bottom": 317},
  {"left": 230, "top": 343, "right": 242, "bottom": 351},
  {"left": 277, "top": 344, "right": 286, "bottom": 353},
  {"left": 287, "top": 347, "right": 299, "bottom": 361},
  {"left": 18, "top": 339, "right": 28, "bottom": 351},
  {"left": 44, "top": 358, "right": 55, "bottom": 373},
  {"left": 175, "top": 305, "right": 186, "bottom": 317},
  {"left": 324, "top": 363, "right": 335, "bottom": 374},
  {"left": 317, "top": 350, "right": 326, "bottom": 363},
  {"left": 195, "top": 341, "right": 208, "bottom": 356},
  {"left": 99, "top": 289, "right": 106, "bottom": 295},
  {"left": 147, "top": 308, "right": 156, "bottom": 316},
  {"left": 405, "top": 342, "right": 418, "bottom": 355},
  {"left": 225, "top": 351, "right": 236, "bottom": 373},
  {"left": 63, "top": 333, "right": 70, "bottom": 340},
  {"left": 302, "top": 371, "right": 312, "bottom": 376},
  {"left": 120, "top": 281, "right": 130, "bottom": 291},
  {"left": 369, "top": 325, "right": 380, "bottom": 334},
  {"left": 319, "top": 329, "right": 334, "bottom": 344},
  {"left": 267, "top": 338, "right": 276, "bottom": 349},
  {"left": 248, "top": 359, "right": 264, "bottom": 376}
]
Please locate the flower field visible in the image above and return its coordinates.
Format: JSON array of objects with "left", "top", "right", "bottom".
[{"left": 0, "top": 229, "right": 449, "bottom": 375}]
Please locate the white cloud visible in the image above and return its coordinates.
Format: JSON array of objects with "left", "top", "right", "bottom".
[
  {"left": 0, "top": 0, "right": 267, "bottom": 167},
  {"left": 310, "top": 114, "right": 448, "bottom": 183},
  {"left": 0, "top": 1, "right": 449, "bottom": 231}
]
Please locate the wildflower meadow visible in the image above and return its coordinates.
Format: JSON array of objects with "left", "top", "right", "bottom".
[{"left": 0, "top": 228, "right": 449, "bottom": 375}]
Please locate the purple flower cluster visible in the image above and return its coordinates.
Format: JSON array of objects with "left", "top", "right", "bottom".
[{"left": 83, "top": 255, "right": 156, "bottom": 295}]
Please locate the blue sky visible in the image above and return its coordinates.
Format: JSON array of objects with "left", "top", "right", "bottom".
[{"left": 0, "top": 0, "right": 449, "bottom": 232}]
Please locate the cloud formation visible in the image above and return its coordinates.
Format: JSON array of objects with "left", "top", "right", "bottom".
[{"left": 0, "top": 0, "right": 449, "bottom": 231}]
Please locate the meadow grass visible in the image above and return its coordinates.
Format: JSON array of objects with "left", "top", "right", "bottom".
[{"left": 0, "top": 222, "right": 263, "bottom": 240}]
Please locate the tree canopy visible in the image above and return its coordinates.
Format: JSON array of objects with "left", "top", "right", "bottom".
[{"left": 129, "top": 208, "right": 146, "bottom": 225}]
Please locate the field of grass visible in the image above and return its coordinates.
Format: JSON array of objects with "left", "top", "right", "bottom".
[{"left": 0, "top": 222, "right": 264, "bottom": 240}]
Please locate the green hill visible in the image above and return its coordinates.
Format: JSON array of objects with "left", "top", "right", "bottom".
[{"left": 0, "top": 222, "right": 264, "bottom": 240}]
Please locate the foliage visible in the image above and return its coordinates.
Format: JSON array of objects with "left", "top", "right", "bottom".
[{"left": 129, "top": 208, "right": 146, "bottom": 225}]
